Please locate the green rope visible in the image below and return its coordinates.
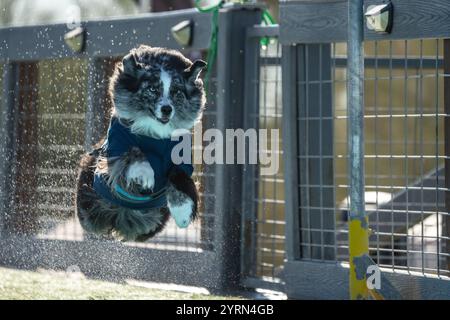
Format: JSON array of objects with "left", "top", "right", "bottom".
[
  {"left": 194, "top": 1, "right": 277, "bottom": 90},
  {"left": 260, "top": 9, "right": 276, "bottom": 49},
  {"left": 194, "top": 0, "right": 222, "bottom": 92},
  {"left": 203, "top": 7, "right": 219, "bottom": 92}
]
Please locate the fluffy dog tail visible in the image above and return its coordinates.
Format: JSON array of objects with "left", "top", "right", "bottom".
[
  {"left": 113, "top": 207, "right": 164, "bottom": 241},
  {"left": 77, "top": 190, "right": 165, "bottom": 241}
]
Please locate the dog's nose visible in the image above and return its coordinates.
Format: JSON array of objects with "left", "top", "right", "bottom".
[{"left": 161, "top": 105, "right": 172, "bottom": 116}]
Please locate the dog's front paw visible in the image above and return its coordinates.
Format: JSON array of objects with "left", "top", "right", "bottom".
[
  {"left": 168, "top": 198, "right": 194, "bottom": 228},
  {"left": 126, "top": 161, "right": 155, "bottom": 191}
]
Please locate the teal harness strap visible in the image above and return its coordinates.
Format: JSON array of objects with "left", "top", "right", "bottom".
[{"left": 114, "top": 184, "right": 167, "bottom": 204}]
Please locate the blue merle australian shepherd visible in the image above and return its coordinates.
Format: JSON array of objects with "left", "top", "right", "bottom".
[{"left": 76, "top": 45, "right": 206, "bottom": 242}]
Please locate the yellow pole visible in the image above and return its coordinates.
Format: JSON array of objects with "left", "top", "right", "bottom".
[
  {"left": 349, "top": 218, "right": 369, "bottom": 299},
  {"left": 347, "top": 0, "right": 369, "bottom": 300},
  {"left": 369, "top": 287, "right": 385, "bottom": 300}
]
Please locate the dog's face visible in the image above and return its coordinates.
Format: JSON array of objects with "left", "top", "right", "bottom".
[{"left": 110, "top": 45, "right": 206, "bottom": 138}]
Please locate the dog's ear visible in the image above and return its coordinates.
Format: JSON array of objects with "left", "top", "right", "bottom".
[
  {"left": 122, "top": 49, "right": 140, "bottom": 76},
  {"left": 184, "top": 60, "right": 207, "bottom": 83},
  {"left": 119, "top": 49, "right": 142, "bottom": 92}
]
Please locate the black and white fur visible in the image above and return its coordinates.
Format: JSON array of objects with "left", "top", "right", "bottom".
[{"left": 75, "top": 45, "right": 206, "bottom": 242}]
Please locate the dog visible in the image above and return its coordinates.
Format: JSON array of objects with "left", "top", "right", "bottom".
[{"left": 75, "top": 45, "right": 206, "bottom": 242}]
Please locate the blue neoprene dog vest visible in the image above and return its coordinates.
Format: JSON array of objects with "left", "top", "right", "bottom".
[{"left": 93, "top": 117, "right": 193, "bottom": 210}]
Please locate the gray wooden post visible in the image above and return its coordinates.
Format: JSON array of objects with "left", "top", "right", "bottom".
[
  {"left": 213, "top": 4, "right": 262, "bottom": 290},
  {"left": 282, "top": 45, "right": 301, "bottom": 262},
  {"left": 240, "top": 31, "right": 261, "bottom": 277}
]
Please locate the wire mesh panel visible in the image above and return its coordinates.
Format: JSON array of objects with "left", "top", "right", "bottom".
[
  {"left": 256, "top": 40, "right": 284, "bottom": 282},
  {"left": 0, "top": 60, "right": 85, "bottom": 239},
  {"left": 297, "top": 43, "right": 336, "bottom": 262},
  {"left": 34, "top": 59, "right": 87, "bottom": 241},
  {"left": 296, "top": 40, "right": 449, "bottom": 278},
  {"left": 242, "top": 34, "right": 285, "bottom": 287},
  {"left": 360, "top": 39, "right": 448, "bottom": 276}
]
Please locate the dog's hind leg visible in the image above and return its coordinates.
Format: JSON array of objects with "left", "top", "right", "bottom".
[{"left": 167, "top": 169, "right": 198, "bottom": 228}]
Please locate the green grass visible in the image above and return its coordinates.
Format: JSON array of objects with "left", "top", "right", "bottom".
[{"left": 0, "top": 267, "right": 243, "bottom": 300}]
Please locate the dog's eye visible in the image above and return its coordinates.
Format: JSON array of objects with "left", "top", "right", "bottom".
[{"left": 149, "top": 86, "right": 157, "bottom": 93}]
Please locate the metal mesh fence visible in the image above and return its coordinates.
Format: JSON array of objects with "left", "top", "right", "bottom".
[
  {"left": 363, "top": 39, "right": 447, "bottom": 276},
  {"left": 35, "top": 58, "right": 87, "bottom": 241},
  {"left": 243, "top": 37, "right": 285, "bottom": 284},
  {"left": 256, "top": 40, "right": 284, "bottom": 281},
  {"left": 5, "top": 54, "right": 216, "bottom": 251},
  {"left": 298, "top": 39, "right": 449, "bottom": 277}
]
